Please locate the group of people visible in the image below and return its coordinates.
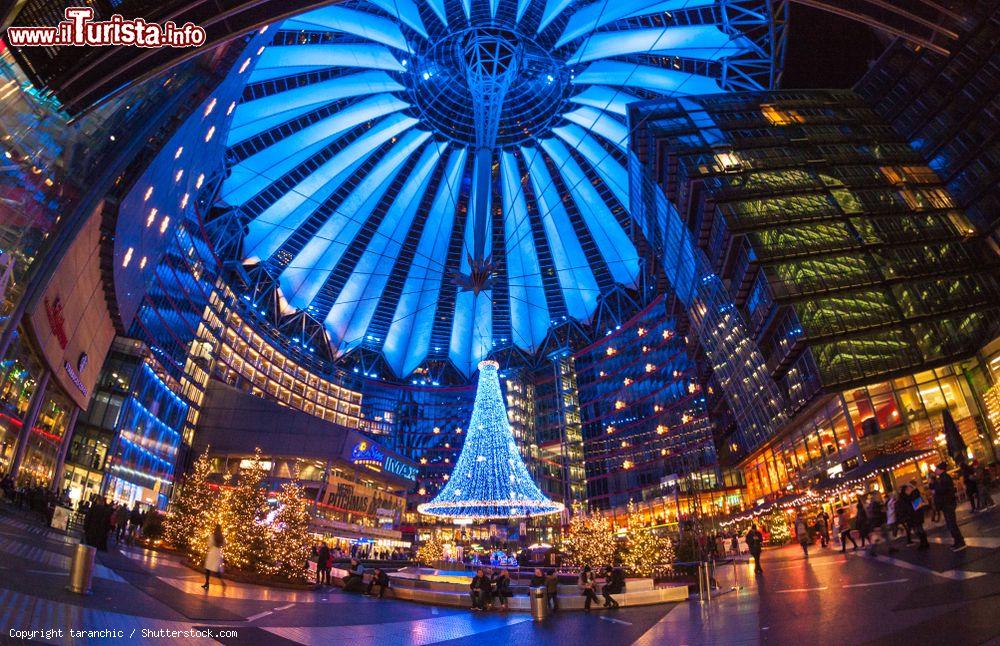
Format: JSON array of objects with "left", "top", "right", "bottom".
[
  {"left": 959, "top": 459, "right": 995, "bottom": 514},
  {"left": 469, "top": 567, "right": 514, "bottom": 610},
  {"left": 82, "top": 496, "right": 146, "bottom": 551},
  {"left": 577, "top": 564, "right": 626, "bottom": 611},
  {"left": 756, "top": 460, "right": 982, "bottom": 571}
]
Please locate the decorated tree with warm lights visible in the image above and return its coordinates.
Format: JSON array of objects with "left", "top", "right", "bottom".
[
  {"left": 561, "top": 503, "right": 617, "bottom": 568},
  {"left": 622, "top": 502, "right": 674, "bottom": 576},
  {"left": 761, "top": 510, "right": 791, "bottom": 545},
  {"left": 220, "top": 449, "right": 271, "bottom": 574},
  {"left": 269, "top": 480, "right": 313, "bottom": 581},
  {"left": 164, "top": 447, "right": 216, "bottom": 554},
  {"left": 416, "top": 535, "right": 446, "bottom": 564}
]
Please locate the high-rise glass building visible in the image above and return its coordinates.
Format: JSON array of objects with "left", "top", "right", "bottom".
[
  {"left": 855, "top": 3, "right": 999, "bottom": 243},
  {"left": 630, "top": 90, "right": 1000, "bottom": 499}
]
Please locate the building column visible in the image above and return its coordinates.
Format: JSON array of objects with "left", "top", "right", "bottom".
[
  {"left": 49, "top": 406, "right": 80, "bottom": 494},
  {"left": 8, "top": 368, "right": 51, "bottom": 481}
]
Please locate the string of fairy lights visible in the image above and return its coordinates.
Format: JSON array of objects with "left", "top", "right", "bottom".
[{"left": 417, "top": 360, "right": 564, "bottom": 520}]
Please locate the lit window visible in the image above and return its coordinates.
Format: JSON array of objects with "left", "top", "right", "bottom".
[
  {"left": 238, "top": 58, "right": 251, "bottom": 73},
  {"left": 204, "top": 98, "right": 216, "bottom": 116},
  {"left": 205, "top": 126, "right": 216, "bottom": 142},
  {"left": 196, "top": 173, "right": 205, "bottom": 189},
  {"left": 122, "top": 247, "right": 134, "bottom": 267},
  {"left": 174, "top": 146, "right": 183, "bottom": 159},
  {"left": 139, "top": 256, "right": 147, "bottom": 269},
  {"left": 160, "top": 216, "right": 170, "bottom": 234},
  {"left": 714, "top": 151, "right": 742, "bottom": 172},
  {"left": 761, "top": 104, "right": 804, "bottom": 126},
  {"left": 146, "top": 208, "right": 157, "bottom": 227},
  {"left": 144, "top": 186, "right": 153, "bottom": 201}
]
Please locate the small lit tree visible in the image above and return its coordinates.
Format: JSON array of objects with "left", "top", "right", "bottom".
[
  {"left": 164, "top": 448, "right": 216, "bottom": 555},
  {"left": 561, "top": 503, "right": 617, "bottom": 569},
  {"left": 417, "top": 535, "right": 446, "bottom": 563},
  {"left": 269, "top": 480, "right": 313, "bottom": 581},
  {"left": 622, "top": 502, "right": 674, "bottom": 577},
  {"left": 220, "top": 448, "right": 271, "bottom": 574}
]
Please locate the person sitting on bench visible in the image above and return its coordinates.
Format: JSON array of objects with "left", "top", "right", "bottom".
[
  {"left": 365, "top": 568, "right": 390, "bottom": 598},
  {"left": 343, "top": 558, "right": 366, "bottom": 592}
]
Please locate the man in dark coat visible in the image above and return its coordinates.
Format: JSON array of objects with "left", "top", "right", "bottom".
[
  {"left": 316, "top": 542, "right": 331, "bottom": 585},
  {"left": 933, "top": 463, "right": 966, "bottom": 551},
  {"left": 746, "top": 523, "right": 764, "bottom": 574},
  {"left": 82, "top": 496, "right": 103, "bottom": 548},
  {"left": 601, "top": 564, "right": 625, "bottom": 608}
]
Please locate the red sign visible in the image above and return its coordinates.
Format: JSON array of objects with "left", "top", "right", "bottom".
[{"left": 44, "top": 296, "right": 68, "bottom": 349}]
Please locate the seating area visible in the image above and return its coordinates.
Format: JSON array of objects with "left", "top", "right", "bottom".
[{"left": 324, "top": 566, "right": 688, "bottom": 610}]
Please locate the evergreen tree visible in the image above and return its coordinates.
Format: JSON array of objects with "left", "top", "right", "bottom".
[
  {"left": 270, "top": 480, "right": 313, "bottom": 581},
  {"left": 164, "top": 448, "right": 216, "bottom": 555},
  {"left": 416, "top": 535, "right": 446, "bottom": 563},
  {"left": 561, "top": 503, "right": 617, "bottom": 569},
  {"left": 622, "top": 501, "right": 674, "bottom": 577},
  {"left": 220, "top": 448, "right": 271, "bottom": 574}
]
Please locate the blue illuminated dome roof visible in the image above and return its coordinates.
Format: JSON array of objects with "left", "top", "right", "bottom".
[{"left": 211, "top": 0, "right": 781, "bottom": 381}]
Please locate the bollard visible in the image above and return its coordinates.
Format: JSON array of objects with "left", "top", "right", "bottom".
[
  {"left": 698, "top": 562, "right": 712, "bottom": 603},
  {"left": 731, "top": 557, "right": 741, "bottom": 591},
  {"left": 529, "top": 586, "right": 548, "bottom": 621},
  {"left": 67, "top": 543, "right": 96, "bottom": 595}
]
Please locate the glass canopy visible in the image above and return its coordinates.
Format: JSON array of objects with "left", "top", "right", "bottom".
[{"left": 213, "top": 0, "right": 781, "bottom": 380}]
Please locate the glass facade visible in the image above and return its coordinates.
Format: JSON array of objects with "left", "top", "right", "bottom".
[
  {"left": 633, "top": 91, "right": 1000, "bottom": 427},
  {"left": 61, "top": 338, "right": 188, "bottom": 509},
  {"left": 631, "top": 89, "right": 1000, "bottom": 503},
  {"left": 855, "top": 6, "right": 999, "bottom": 239},
  {"left": 573, "top": 297, "right": 716, "bottom": 510}
]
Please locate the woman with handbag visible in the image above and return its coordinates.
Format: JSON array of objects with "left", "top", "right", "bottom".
[{"left": 202, "top": 524, "right": 226, "bottom": 590}]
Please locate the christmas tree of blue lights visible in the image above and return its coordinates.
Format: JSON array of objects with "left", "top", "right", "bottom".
[{"left": 418, "top": 360, "right": 564, "bottom": 520}]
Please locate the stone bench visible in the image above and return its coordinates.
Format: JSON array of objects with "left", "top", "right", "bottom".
[{"left": 384, "top": 570, "right": 688, "bottom": 610}]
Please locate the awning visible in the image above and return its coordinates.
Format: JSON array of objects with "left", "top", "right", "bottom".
[{"left": 811, "top": 450, "right": 936, "bottom": 494}]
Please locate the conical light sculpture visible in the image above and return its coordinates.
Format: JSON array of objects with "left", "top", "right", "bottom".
[{"left": 418, "top": 360, "right": 564, "bottom": 520}]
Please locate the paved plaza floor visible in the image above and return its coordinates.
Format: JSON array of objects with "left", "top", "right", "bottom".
[{"left": 1, "top": 506, "right": 999, "bottom": 645}]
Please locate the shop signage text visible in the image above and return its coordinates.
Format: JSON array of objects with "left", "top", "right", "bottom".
[{"left": 350, "top": 440, "right": 418, "bottom": 481}]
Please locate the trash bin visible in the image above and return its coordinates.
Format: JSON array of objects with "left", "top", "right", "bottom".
[
  {"left": 529, "top": 586, "right": 547, "bottom": 621},
  {"left": 66, "top": 543, "right": 96, "bottom": 595}
]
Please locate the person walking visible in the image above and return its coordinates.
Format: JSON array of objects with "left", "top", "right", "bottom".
[
  {"left": 202, "top": 524, "right": 226, "bottom": 590},
  {"left": 544, "top": 568, "right": 559, "bottom": 612},
  {"left": 976, "top": 461, "right": 995, "bottom": 508},
  {"left": 933, "top": 462, "right": 966, "bottom": 551},
  {"left": 794, "top": 510, "right": 811, "bottom": 558},
  {"left": 928, "top": 471, "right": 942, "bottom": 523},
  {"left": 316, "top": 541, "right": 331, "bottom": 586},
  {"left": 962, "top": 462, "right": 980, "bottom": 513},
  {"left": 854, "top": 496, "right": 870, "bottom": 548},
  {"left": 578, "top": 565, "right": 600, "bottom": 611},
  {"left": 906, "top": 480, "right": 930, "bottom": 550},
  {"left": 816, "top": 509, "right": 831, "bottom": 548},
  {"left": 128, "top": 504, "right": 142, "bottom": 544},
  {"left": 837, "top": 508, "right": 858, "bottom": 552},
  {"left": 746, "top": 523, "right": 764, "bottom": 574},
  {"left": 601, "top": 564, "right": 624, "bottom": 608}
]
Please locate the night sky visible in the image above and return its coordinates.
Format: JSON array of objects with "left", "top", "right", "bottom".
[{"left": 780, "top": 4, "right": 886, "bottom": 89}]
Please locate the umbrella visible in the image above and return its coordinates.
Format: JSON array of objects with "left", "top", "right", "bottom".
[{"left": 942, "top": 408, "right": 967, "bottom": 465}]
